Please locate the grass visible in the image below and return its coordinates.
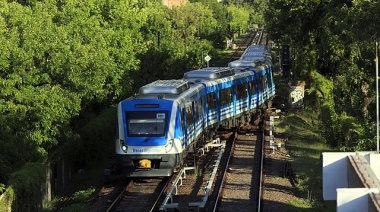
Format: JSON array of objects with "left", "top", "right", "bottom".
[
  {"left": 274, "top": 108, "right": 337, "bottom": 211},
  {"left": 269, "top": 72, "right": 336, "bottom": 210}
]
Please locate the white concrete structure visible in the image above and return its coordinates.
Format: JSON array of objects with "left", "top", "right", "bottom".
[
  {"left": 337, "top": 188, "right": 379, "bottom": 212},
  {"left": 322, "top": 152, "right": 380, "bottom": 211},
  {"left": 323, "top": 152, "right": 354, "bottom": 200}
]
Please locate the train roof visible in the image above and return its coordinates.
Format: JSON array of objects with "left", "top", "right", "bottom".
[
  {"left": 241, "top": 45, "right": 271, "bottom": 60},
  {"left": 245, "top": 45, "right": 268, "bottom": 52},
  {"left": 139, "top": 79, "right": 190, "bottom": 95},
  {"left": 228, "top": 59, "right": 260, "bottom": 68},
  {"left": 125, "top": 79, "right": 204, "bottom": 102},
  {"left": 183, "top": 67, "right": 235, "bottom": 80}
]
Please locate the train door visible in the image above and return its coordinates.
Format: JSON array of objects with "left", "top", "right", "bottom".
[
  {"left": 232, "top": 84, "right": 237, "bottom": 117},
  {"left": 179, "top": 106, "right": 186, "bottom": 148},
  {"left": 201, "top": 94, "right": 206, "bottom": 132},
  {"left": 267, "top": 67, "right": 275, "bottom": 96},
  {"left": 219, "top": 86, "right": 233, "bottom": 122},
  {"left": 206, "top": 91, "right": 218, "bottom": 126},
  {"left": 261, "top": 72, "right": 268, "bottom": 101},
  {"left": 184, "top": 101, "right": 195, "bottom": 149},
  {"left": 257, "top": 75, "right": 263, "bottom": 105},
  {"left": 236, "top": 82, "right": 248, "bottom": 115},
  {"left": 181, "top": 107, "right": 187, "bottom": 148},
  {"left": 193, "top": 98, "right": 202, "bottom": 141}
]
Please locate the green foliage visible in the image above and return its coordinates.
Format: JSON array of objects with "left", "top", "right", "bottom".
[
  {"left": 70, "top": 107, "right": 117, "bottom": 169},
  {"left": 73, "top": 187, "right": 95, "bottom": 203},
  {"left": 8, "top": 161, "right": 45, "bottom": 211},
  {"left": 61, "top": 203, "right": 85, "bottom": 212},
  {"left": 0, "top": 187, "right": 15, "bottom": 212},
  {"left": 226, "top": 5, "right": 249, "bottom": 38},
  {"left": 304, "top": 70, "right": 333, "bottom": 110},
  {"left": 320, "top": 102, "right": 340, "bottom": 148},
  {"left": 0, "top": 184, "right": 5, "bottom": 194},
  {"left": 0, "top": 0, "right": 146, "bottom": 183},
  {"left": 0, "top": 0, "right": 258, "bottom": 208},
  {"left": 266, "top": 0, "right": 380, "bottom": 150}
]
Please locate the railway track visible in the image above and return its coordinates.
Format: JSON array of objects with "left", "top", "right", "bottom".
[
  {"left": 106, "top": 178, "right": 169, "bottom": 212},
  {"left": 103, "top": 118, "right": 268, "bottom": 212},
  {"left": 216, "top": 131, "right": 263, "bottom": 211}
]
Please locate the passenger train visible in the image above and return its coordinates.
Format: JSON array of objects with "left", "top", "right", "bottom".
[{"left": 115, "top": 45, "right": 275, "bottom": 177}]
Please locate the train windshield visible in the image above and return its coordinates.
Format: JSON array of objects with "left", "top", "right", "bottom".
[{"left": 125, "top": 111, "right": 167, "bottom": 136}]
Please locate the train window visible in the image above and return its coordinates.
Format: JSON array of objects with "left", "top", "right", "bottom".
[
  {"left": 207, "top": 92, "right": 217, "bottom": 110},
  {"left": 220, "top": 87, "right": 232, "bottom": 106},
  {"left": 126, "top": 111, "right": 167, "bottom": 136},
  {"left": 186, "top": 104, "right": 194, "bottom": 126},
  {"left": 134, "top": 104, "right": 159, "bottom": 108},
  {"left": 236, "top": 83, "right": 248, "bottom": 100}
]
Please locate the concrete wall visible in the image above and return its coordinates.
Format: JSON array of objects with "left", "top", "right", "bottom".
[
  {"left": 322, "top": 152, "right": 355, "bottom": 200},
  {"left": 337, "top": 188, "right": 379, "bottom": 212},
  {"left": 323, "top": 151, "right": 380, "bottom": 211},
  {"left": 369, "top": 154, "right": 380, "bottom": 180}
]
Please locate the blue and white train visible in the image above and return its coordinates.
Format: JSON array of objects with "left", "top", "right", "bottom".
[{"left": 115, "top": 45, "right": 275, "bottom": 177}]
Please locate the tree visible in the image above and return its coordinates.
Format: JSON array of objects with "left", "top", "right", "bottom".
[
  {"left": 265, "top": 0, "right": 380, "bottom": 151},
  {"left": 226, "top": 5, "right": 249, "bottom": 38}
]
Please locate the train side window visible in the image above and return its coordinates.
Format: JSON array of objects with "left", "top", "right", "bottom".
[
  {"left": 207, "top": 92, "right": 217, "bottom": 110},
  {"left": 236, "top": 83, "right": 248, "bottom": 100},
  {"left": 220, "top": 87, "right": 232, "bottom": 106},
  {"left": 186, "top": 104, "right": 194, "bottom": 126}
]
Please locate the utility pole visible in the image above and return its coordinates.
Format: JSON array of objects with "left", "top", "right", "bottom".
[{"left": 376, "top": 42, "right": 379, "bottom": 153}]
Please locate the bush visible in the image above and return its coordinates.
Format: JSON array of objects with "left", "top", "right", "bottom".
[{"left": 8, "top": 161, "right": 45, "bottom": 211}]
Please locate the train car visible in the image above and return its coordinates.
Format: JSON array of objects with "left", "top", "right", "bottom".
[
  {"left": 240, "top": 45, "right": 271, "bottom": 61},
  {"left": 116, "top": 50, "right": 275, "bottom": 178},
  {"left": 115, "top": 80, "right": 205, "bottom": 177}
]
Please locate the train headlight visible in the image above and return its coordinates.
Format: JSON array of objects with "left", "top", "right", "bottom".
[
  {"left": 120, "top": 139, "right": 128, "bottom": 153},
  {"left": 165, "top": 139, "right": 173, "bottom": 153}
]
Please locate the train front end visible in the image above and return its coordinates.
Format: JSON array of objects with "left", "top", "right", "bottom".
[
  {"left": 116, "top": 80, "right": 189, "bottom": 177},
  {"left": 116, "top": 99, "right": 179, "bottom": 177}
]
